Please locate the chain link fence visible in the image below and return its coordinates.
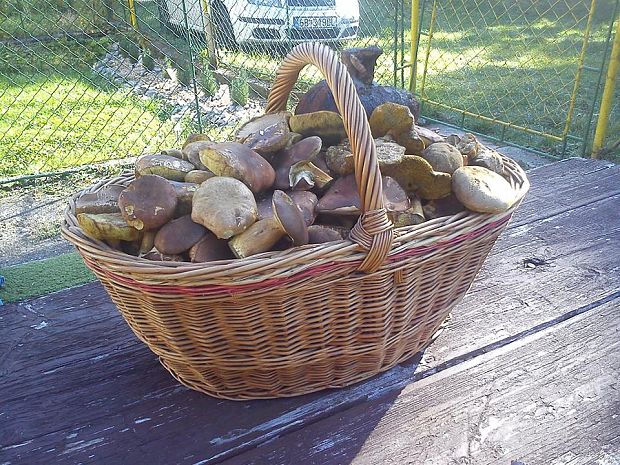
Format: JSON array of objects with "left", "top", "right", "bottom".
[{"left": 0, "top": 0, "right": 618, "bottom": 181}]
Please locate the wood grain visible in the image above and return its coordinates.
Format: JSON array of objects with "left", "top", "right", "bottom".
[
  {"left": 219, "top": 298, "right": 620, "bottom": 465},
  {"left": 1, "top": 159, "right": 618, "bottom": 464}
]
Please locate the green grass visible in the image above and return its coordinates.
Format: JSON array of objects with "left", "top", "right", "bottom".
[
  {"left": 0, "top": 252, "right": 96, "bottom": 303},
  {"left": 0, "top": 38, "right": 180, "bottom": 177}
]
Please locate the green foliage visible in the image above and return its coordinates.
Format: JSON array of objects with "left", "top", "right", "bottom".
[
  {"left": 0, "top": 39, "right": 177, "bottom": 177},
  {"left": 231, "top": 70, "right": 249, "bottom": 106},
  {"left": 199, "top": 67, "right": 219, "bottom": 97},
  {"left": 0, "top": 253, "right": 96, "bottom": 303}
]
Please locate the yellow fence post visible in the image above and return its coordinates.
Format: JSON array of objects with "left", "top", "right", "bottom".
[
  {"left": 592, "top": 17, "right": 620, "bottom": 158},
  {"left": 127, "top": 0, "right": 138, "bottom": 30},
  {"left": 408, "top": 0, "right": 421, "bottom": 93}
]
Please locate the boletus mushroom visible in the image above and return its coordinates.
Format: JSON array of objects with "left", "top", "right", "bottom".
[
  {"left": 289, "top": 160, "right": 333, "bottom": 190},
  {"left": 288, "top": 111, "right": 347, "bottom": 145},
  {"left": 199, "top": 142, "right": 275, "bottom": 193},
  {"left": 369, "top": 102, "right": 415, "bottom": 138},
  {"left": 118, "top": 175, "right": 178, "bottom": 231},
  {"left": 316, "top": 175, "right": 410, "bottom": 216},
  {"left": 273, "top": 136, "right": 322, "bottom": 190},
  {"left": 307, "top": 225, "right": 343, "bottom": 244},
  {"left": 381, "top": 155, "right": 452, "bottom": 200},
  {"left": 185, "top": 170, "right": 214, "bottom": 184},
  {"left": 257, "top": 190, "right": 318, "bottom": 227},
  {"left": 154, "top": 215, "right": 207, "bottom": 255},
  {"left": 235, "top": 111, "right": 291, "bottom": 155},
  {"left": 168, "top": 180, "right": 199, "bottom": 216},
  {"left": 189, "top": 232, "right": 235, "bottom": 262},
  {"left": 135, "top": 154, "right": 195, "bottom": 181},
  {"left": 228, "top": 190, "right": 308, "bottom": 258},
  {"left": 191, "top": 176, "right": 257, "bottom": 239},
  {"left": 75, "top": 185, "right": 124, "bottom": 214},
  {"left": 77, "top": 212, "right": 142, "bottom": 248},
  {"left": 421, "top": 142, "right": 464, "bottom": 175}
]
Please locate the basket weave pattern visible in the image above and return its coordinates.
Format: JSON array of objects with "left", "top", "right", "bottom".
[{"left": 62, "top": 44, "right": 529, "bottom": 399}]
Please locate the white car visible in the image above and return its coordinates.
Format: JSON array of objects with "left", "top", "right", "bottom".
[{"left": 159, "top": 0, "right": 360, "bottom": 47}]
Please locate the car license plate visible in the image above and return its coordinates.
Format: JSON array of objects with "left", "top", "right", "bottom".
[{"left": 294, "top": 16, "right": 336, "bottom": 28}]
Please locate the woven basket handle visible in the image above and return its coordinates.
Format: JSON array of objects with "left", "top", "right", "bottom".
[{"left": 266, "top": 43, "right": 394, "bottom": 273}]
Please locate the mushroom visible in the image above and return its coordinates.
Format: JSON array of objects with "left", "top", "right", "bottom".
[
  {"left": 185, "top": 170, "right": 215, "bottom": 184},
  {"left": 235, "top": 111, "right": 291, "bottom": 155},
  {"left": 388, "top": 196, "right": 425, "bottom": 227},
  {"left": 381, "top": 155, "right": 452, "bottom": 200},
  {"left": 77, "top": 212, "right": 142, "bottom": 249},
  {"left": 273, "top": 136, "right": 322, "bottom": 190},
  {"left": 189, "top": 232, "right": 235, "bottom": 262},
  {"left": 143, "top": 250, "right": 185, "bottom": 261},
  {"left": 182, "top": 140, "right": 215, "bottom": 170},
  {"left": 456, "top": 133, "right": 483, "bottom": 162},
  {"left": 316, "top": 175, "right": 410, "bottom": 215},
  {"left": 160, "top": 148, "right": 184, "bottom": 160},
  {"left": 307, "top": 225, "right": 343, "bottom": 244},
  {"left": 191, "top": 176, "right": 257, "bottom": 239},
  {"left": 75, "top": 185, "right": 124, "bottom": 214},
  {"left": 228, "top": 190, "right": 308, "bottom": 258},
  {"left": 394, "top": 127, "right": 426, "bottom": 155},
  {"left": 416, "top": 126, "right": 446, "bottom": 147},
  {"left": 118, "top": 175, "right": 178, "bottom": 230},
  {"left": 452, "top": 166, "right": 516, "bottom": 213},
  {"left": 288, "top": 111, "right": 347, "bottom": 145},
  {"left": 168, "top": 180, "right": 199, "bottom": 216},
  {"left": 289, "top": 160, "right": 333, "bottom": 190},
  {"left": 257, "top": 191, "right": 317, "bottom": 227},
  {"left": 422, "top": 194, "right": 466, "bottom": 219},
  {"left": 421, "top": 142, "right": 464, "bottom": 174},
  {"left": 470, "top": 148, "right": 504, "bottom": 174},
  {"left": 325, "top": 138, "right": 405, "bottom": 176},
  {"left": 135, "top": 154, "right": 196, "bottom": 181},
  {"left": 287, "top": 190, "right": 318, "bottom": 226},
  {"left": 199, "top": 142, "right": 275, "bottom": 193},
  {"left": 154, "top": 215, "right": 208, "bottom": 255},
  {"left": 369, "top": 102, "right": 415, "bottom": 138},
  {"left": 182, "top": 133, "right": 211, "bottom": 149}
]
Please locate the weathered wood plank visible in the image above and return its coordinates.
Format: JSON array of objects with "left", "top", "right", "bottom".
[
  {"left": 218, "top": 298, "right": 620, "bottom": 465},
  {"left": 1, "top": 159, "right": 618, "bottom": 465}
]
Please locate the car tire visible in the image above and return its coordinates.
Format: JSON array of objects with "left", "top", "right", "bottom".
[{"left": 210, "top": 1, "right": 238, "bottom": 51}]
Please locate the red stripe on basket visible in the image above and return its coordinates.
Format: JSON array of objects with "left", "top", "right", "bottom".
[{"left": 87, "top": 214, "right": 511, "bottom": 297}]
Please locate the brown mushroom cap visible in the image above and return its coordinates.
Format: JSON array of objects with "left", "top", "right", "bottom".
[
  {"left": 369, "top": 102, "right": 415, "bottom": 138},
  {"left": 287, "top": 190, "right": 318, "bottom": 226},
  {"left": 191, "top": 176, "right": 257, "bottom": 239},
  {"left": 273, "top": 136, "right": 322, "bottom": 190},
  {"left": 272, "top": 190, "right": 309, "bottom": 246},
  {"left": 154, "top": 215, "right": 208, "bottom": 255},
  {"left": 189, "top": 232, "right": 235, "bottom": 262},
  {"left": 168, "top": 180, "right": 199, "bottom": 216},
  {"left": 307, "top": 225, "right": 343, "bottom": 244},
  {"left": 389, "top": 196, "right": 425, "bottom": 227},
  {"left": 135, "top": 154, "right": 196, "bottom": 181},
  {"left": 199, "top": 142, "right": 276, "bottom": 193},
  {"left": 143, "top": 250, "right": 185, "bottom": 262},
  {"left": 75, "top": 185, "right": 124, "bottom": 214},
  {"left": 182, "top": 141, "right": 215, "bottom": 170},
  {"left": 288, "top": 111, "right": 347, "bottom": 145},
  {"left": 185, "top": 170, "right": 215, "bottom": 184},
  {"left": 228, "top": 190, "right": 308, "bottom": 258},
  {"left": 77, "top": 212, "right": 142, "bottom": 242},
  {"left": 160, "top": 148, "right": 184, "bottom": 159},
  {"left": 421, "top": 142, "right": 464, "bottom": 175},
  {"left": 381, "top": 155, "right": 452, "bottom": 200},
  {"left": 316, "top": 175, "right": 410, "bottom": 215},
  {"left": 235, "top": 112, "right": 291, "bottom": 155},
  {"left": 182, "top": 133, "right": 212, "bottom": 149},
  {"left": 118, "top": 175, "right": 178, "bottom": 230}
]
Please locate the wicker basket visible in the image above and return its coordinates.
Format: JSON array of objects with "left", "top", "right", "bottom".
[{"left": 61, "top": 43, "right": 529, "bottom": 400}]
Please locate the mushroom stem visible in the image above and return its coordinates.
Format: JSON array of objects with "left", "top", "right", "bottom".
[
  {"left": 228, "top": 217, "right": 284, "bottom": 258},
  {"left": 138, "top": 231, "right": 156, "bottom": 256},
  {"left": 106, "top": 239, "right": 122, "bottom": 250},
  {"left": 289, "top": 161, "right": 333, "bottom": 190}
]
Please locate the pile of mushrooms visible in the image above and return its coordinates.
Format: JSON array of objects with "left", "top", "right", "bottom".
[{"left": 76, "top": 103, "right": 519, "bottom": 262}]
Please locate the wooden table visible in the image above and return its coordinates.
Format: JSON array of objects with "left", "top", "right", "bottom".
[{"left": 2, "top": 158, "right": 619, "bottom": 465}]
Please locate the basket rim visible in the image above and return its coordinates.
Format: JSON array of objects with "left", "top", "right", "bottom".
[{"left": 61, "top": 154, "right": 529, "bottom": 283}]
